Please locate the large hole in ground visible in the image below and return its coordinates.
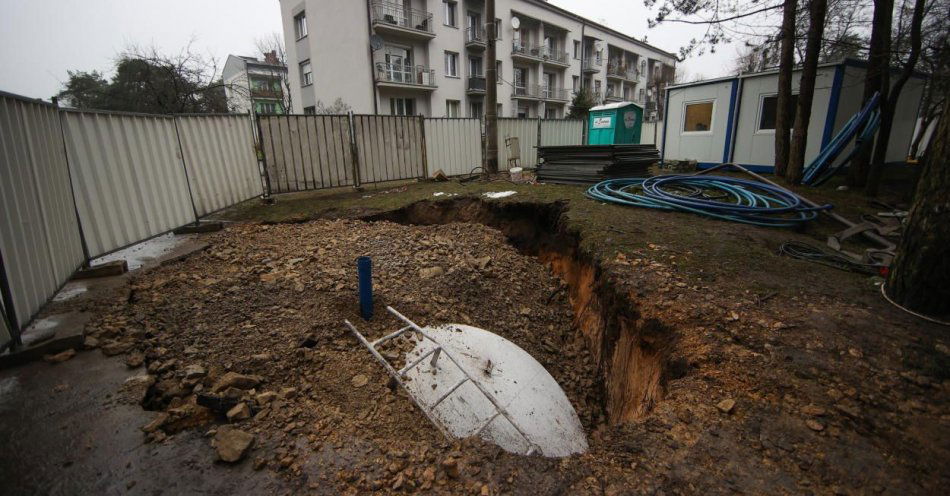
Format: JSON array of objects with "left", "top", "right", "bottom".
[{"left": 366, "top": 198, "right": 672, "bottom": 424}]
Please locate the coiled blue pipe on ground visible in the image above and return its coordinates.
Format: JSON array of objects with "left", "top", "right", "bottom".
[{"left": 586, "top": 175, "right": 831, "bottom": 227}]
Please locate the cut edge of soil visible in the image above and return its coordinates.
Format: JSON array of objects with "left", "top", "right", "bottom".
[{"left": 364, "top": 197, "right": 677, "bottom": 423}]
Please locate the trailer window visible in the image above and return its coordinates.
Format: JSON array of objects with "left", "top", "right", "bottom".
[
  {"left": 759, "top": 94, "right": 799, "bottom": 130},
  {"left": 683, "top": 101, "right": 713, "bottom": 132}
]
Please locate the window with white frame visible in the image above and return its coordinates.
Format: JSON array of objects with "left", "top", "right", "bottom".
[
  {"left": 683, "top": 100, "right": 714, "bottom": 132},
  {"left": 444, "top": 51, "right": 459, "bottom": 77},
  {"left": 572, "top": 76, "right": 579, "bottom": 92},
  {"left": 294, "top": 12, "right": 307, "bottom": 39},
  {"left": 391, "top": 98, "right": 415, "bottom": 116},
  {"left": 446, "top": 100, "right": 461, "bottom": 117},
  {"left": 496, "top": 61, "right": 502, "bottom": 83},
  {"left": 758, "top": 94, "right": 799, "bottom": 130},
  {"left": 299, "top": 60, "right": 313, "bottom": 86},
  {"left": 573, "top": 41, "right": 581, "bottom": 60},
  {"left": 470, "top": 101, "right": 483, "bottom": 118},
  {"left": 443, "top": 1, "right": 457, "bottom": 27}
]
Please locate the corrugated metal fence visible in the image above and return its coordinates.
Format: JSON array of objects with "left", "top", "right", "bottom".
[
  {"left": 498, "top": 119, "right": 584, "bottom": 170},
  {"left": 0, "top": 93, "right": 86, "bottom": 340},
  {"left": 424, "top": 118, "right": 483, "bottom": 177},
  {"left": 0, "top": 90, "right": 264, "bottom": 347}
]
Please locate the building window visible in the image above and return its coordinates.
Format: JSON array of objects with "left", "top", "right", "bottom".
[
  {"left": 299, "top": 60, "right": 313, "bottom": 86},
  {"left": 443, "top": 1, "right": 457, "bottom": 27},
  {"left": 683, "top": 101, "right": 714, "bottom": 132},
  {"left": 494, "top": 18, "right": 502, "bottom": 40},
  {"left": 470, "top": 101, "right": 484, "bottom": 118},
  {"left": 545, "top": 107, "right": 559, "bottom": 119},
  {"left": 294, "top": 12, "right": 307, "bottom": 40},
  {"left": 497, "top": 103, "right": 503, "bottom": 116},
  {"left": 573, "top": 41, "right": 581, "bottom": 60},
  {"left": 496, "top": 61, "right": 502, "bottom": 83},
  {"left": 303, "top": 106, "right": 316, "bottom": 115},
  {"left": 257, "top": 102, "right": 279, "bottom": 114},
  {"left": 572, "top": 76, "right": 579, "bottom": 92},
  {"left": 517, "top": 104, "right": 529, "bottom": 119},
  {"left": 468, "top": 56, "right": 483, "bottom": 77},
  {"left": 446, "top": 100, "right": 461, "bottom": 117},
  {"left": 639, "top": 89, "right": 645, "bottom": 102},
  {"left": 391, "top": 98, "right": 415, "bottom": 116},
  {"left": 444, "top": 51, "right": 459, "bottom": 77},
  {"left": 759, "top": 94, "right": 799, "bottom": 130}
]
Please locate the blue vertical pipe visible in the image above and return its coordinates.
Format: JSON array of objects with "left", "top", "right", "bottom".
[{"left": 357, "top": 256, "right": 372, "bottom": 320}]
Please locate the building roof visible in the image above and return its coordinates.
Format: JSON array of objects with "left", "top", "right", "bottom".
[
  {"left": 523, "top": 0, "right": 678, "bottom": 60},
  {"left": 590, "top": 101, "right": 643, "bottom": 111}
]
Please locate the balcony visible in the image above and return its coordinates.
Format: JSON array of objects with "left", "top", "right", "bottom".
[
  {"left": 541, "top": 86, "right": 570, "bottom": 102},
  {"left": 370, "top": 1, "right": 435, "bottom": 40},
  {"left": 375, "top": 63, "right": 437, "bottom": 90},
  {"left": 250, "top": 87, "right": 283, "bottom": 99},
  {"left": 465, "top": 27, "right": 486, "bottom": 50},
  {"left": 582, "top": 56, "right": 602, "bottom": 73},
  {"left": 467, "top": 76, "right": 486, "bottom": 94},
  {"left": 607, "top": 62, "right": 638, "bottom": 81},
  {"left": 511, "top": 43, "right": 570, "bottom": 67},
  {"left": 511, "top": 83, "right": 542, "bottom": 100},
  {"left": 604, "top": 91, "right": 623, "bottom": 103}
]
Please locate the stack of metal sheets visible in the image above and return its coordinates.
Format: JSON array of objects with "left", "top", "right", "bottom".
[{"left": 536, "top": 145, "right": 660, "bottom": 184}]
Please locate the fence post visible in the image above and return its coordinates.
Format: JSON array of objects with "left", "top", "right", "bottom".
[
  {"left": 419, "top": 115, "right": 429, "bottom": 179},
  {"left": 255, "top": 113, "right": 274, "bottom": 198},
  {"left": 171, "top": 116, "right": 201, "bottom": 224},
  {"left": 536, "top": 117, "right": 542, "bottom": 154},
  {"left": 347, "top": 111, "right": 362, "bottom": 189}
]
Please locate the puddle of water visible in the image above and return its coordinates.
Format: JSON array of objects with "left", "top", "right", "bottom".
[
  {"left": 53, "top": 282, "right": 89, "bottom": 302},
  {"left": 92, "top": 233, "right": 194, "bottom": 271}
]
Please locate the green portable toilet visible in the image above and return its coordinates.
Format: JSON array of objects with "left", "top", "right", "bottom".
[{"left": 587, "top": 102, "right": 643, "bottom": 145}]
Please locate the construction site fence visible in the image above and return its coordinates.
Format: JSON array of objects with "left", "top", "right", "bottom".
[{"left": 0, "top": 90, "right": 262, "bottom": 347}]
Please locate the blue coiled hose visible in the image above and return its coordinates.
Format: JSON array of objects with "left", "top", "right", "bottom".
[{"left": 586, "top": 175, "right": 831, "bottom": 227}]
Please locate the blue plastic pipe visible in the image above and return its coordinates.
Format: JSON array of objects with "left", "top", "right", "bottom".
[{"left": 357, "top": 256, "right": 372, "bottom": 320}]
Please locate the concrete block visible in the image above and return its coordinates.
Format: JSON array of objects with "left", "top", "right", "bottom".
[{"left": 73, "top": 260, "right": 128, "bottom": 280}]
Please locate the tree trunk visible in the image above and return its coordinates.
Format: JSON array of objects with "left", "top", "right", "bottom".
[
  {"left": 786, "top": 0, "right": 828, "bottom": 184},
  {"left": 848, "top": 0, "right": 893, "bottom": 186},
  {"left": 866, "top": 0, "right": 926, "bottom": 197},
  {"left": 885, "top": 104, "right": 950, "bottom": 321},
  {"left": 774, "top": 0, "right": 798, "bottom": 177}
]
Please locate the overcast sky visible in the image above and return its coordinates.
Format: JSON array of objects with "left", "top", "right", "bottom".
[{"left": 0, "top": 0, "right": 737, "bottom": 101}]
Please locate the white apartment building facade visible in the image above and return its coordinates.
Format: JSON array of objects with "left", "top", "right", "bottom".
[{"left": 279, "top": 0, "right": 677, "bottom": 119}]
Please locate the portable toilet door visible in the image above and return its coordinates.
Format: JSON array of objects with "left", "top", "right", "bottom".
[{"left": 587, "top": 102, "right": 643, "bottom": 145}]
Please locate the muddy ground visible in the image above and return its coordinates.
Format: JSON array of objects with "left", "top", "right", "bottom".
[{"left": 3, "top": 173, "right": 948, "bottom": 495}]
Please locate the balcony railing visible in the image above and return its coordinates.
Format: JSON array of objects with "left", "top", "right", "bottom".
[
  {"left": 542, "top": 86, "right": 570, "bottom": 101},
  {"left": 511, "top": 43, "right": 569, "bottom": 65},
  {"left": 467, "top": 76, "right": 486, "bottom": 92},
  {"left": 604, "top": 91, "right": 623, "bottom": 102},
  {"left": 251, "top": 87, "right": 283, "bottom": 99},
  {"left": 582, "top": 56, "right": 603, "bottom": 72},
  {"left": 466, "top": 26, "right": 485, "bottom": 45},
  {"left": 607, "top": 62, "right": 637, "bottom": 80},
  {"left": 512, "top": 84, "right": 541, "bottom": 99},
  {"left": 370, "top": 1, "right": 433, "bottom": 34},
  {"left": 375, "top": 63, "right": 436, "bottom": 87}
]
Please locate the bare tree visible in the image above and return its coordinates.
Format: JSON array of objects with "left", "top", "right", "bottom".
[
  {"left": 774, "top": 0, "right": 799, "bottom": 177},
  {"left": 787, "top": 0, "right": 829, "bottom": 183},
  {"left": 255, "top": 32, "right": 293, "bottom": 112}
]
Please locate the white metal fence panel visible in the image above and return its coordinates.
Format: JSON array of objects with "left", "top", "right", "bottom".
[
  {"left": 641, "top": 121, "right": 659, "bottom": 147},
  {"left": 0, "top": 94, "right": 85, "bottom": 335},
  {"left": 62, "top": 110, "right": 196, "bottom": 258},
  {"left": 497, "top": 118, "right": 539, "bottom": 170},
  {"left": 259, "top": 115, "right": 355, "bottom": 193},
  {"left": 175, "top": 114, "right": 263, "bottom": 216},
  {"left": 540, "top": 119, "right": 584, "bottom": 149},
  {"left": 424, "top": 118, "right": 482, "bottom": 177},
  {"left": 354, "top": 115, "right": 426, "bottom": 183}
]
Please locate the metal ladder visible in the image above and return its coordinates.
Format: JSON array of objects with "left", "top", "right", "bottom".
[{"left": 345, "top": 306, "right": 539, "bottom": 456}]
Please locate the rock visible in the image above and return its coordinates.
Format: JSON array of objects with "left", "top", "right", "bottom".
[
  {"left": 351, "top": 374, "right": 369, "bottom": 388},
  {"left": 805, "top": 420, "right": 825, "bottom": 432},
  {"left": 214, "top": 427, "right": 255, "bottom": 462},
  {"left": 120, "top": 375, "right": 156, "bottom": 404},
  {"left": 441, "top": 457, "right": 460, "bottom": 478},
  {"left": 801, "top": 404, "right": 827, "bottom": 416},
  {"left": 184, "top": 364, "right": 206, "bottom": 380},
  {"left": 260, "top": 272, "right": 280, "bottom": 284},
  {"left": 419, "top": 267, "right": 444, "bottom": 279},
  {"left": 481, "top": 484, "right": 491, "bottom": 496},
  {"left": 474, "top": 256, "right": 491, "bottom": 270},
  {"left": 280, "top": 387, "right": 298, "bottom": 399},
  {"left": 44, "top": 349, "right": 76, "bottom": 364},
  {"left": 212, "top": 372, "right": 262, "bottom": 392},
  {"left": 716, "top": 398, "right": 736, "bottom": 414},
  {"left": 101, "top": 340, "right": 134, "bottom": 356},
  {"left": 251, "top": 352, "right": 273, "bottom": 361},
  {"left": 256, "top": 391, "right": 278, "bottom": 404},
  {"left": 83, "top": 336, "right": 100, "bottom": 349},
  {"left": 141, "top": 413, "right": 169, "bottom": 433},
  {"left": 848, "top": 348, "right": 863, "bottom": 358},
  {"left": 125, "top": 353, "right": 145, "bottom": 368},
  {"left": 227, "top": 402, "right": 251, "bottom": 422}
]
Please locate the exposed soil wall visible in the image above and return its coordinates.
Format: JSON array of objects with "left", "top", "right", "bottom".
[{"left": 366, "top": 198, "right": 673, "bottom": 423}]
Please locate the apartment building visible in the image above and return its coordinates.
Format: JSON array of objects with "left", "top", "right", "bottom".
[
  {"left": 222, "top": 52, "right": 289, "bottom": 114},
  {"left": 279, "top": 0, "right": 676, "bottom": 119}
]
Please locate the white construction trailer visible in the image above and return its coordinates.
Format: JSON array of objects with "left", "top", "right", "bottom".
[{"left": 660, "top": 59, "right": 927, "bottom": 172}]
